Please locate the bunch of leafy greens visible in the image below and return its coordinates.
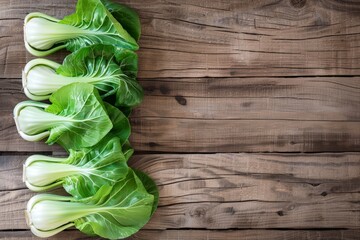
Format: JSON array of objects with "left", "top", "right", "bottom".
[
  {"left": 26, "top": 169, "right": 158, "bottom": 239},
  {"left": 23, "top": 45, "right": 143, "bottom": 107},
  {"left": 24, "top": 0, "right": 139, "bottom": 56},
  {"left": 18, "top": 0, "right": 159, "bottom": 239}
]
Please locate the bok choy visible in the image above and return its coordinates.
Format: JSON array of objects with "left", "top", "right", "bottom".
[
  {"left": 14, "top": 82, "right": 112, "bottom": 149},
  {"left": 24, "top": 136, "right": 129, "bottom": 198},
  {"left": 23, "top": 44, "right": 143, "bottom": 107},
  {"left": 24, "top": 0, "right": 138, "bottom": 56},
  {"left": 26, "top": 169, "right": 158, "bottom": 239},
  {"left": 20, "top": 0, "right": 159, "bottom": 238}
]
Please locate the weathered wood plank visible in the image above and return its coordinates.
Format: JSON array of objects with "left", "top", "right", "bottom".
[
  {"left": 1, "top": 0, "right": 360, "bottom": 78},
  {"left": 2, "top": 229, "right": 360, "bottom": 240},
  {"left": 130, "top": 118, "right": 360, "bottom": 152},
  {"left": 0, "top": 155, "right": 24, "bottom": 190},
  {"left": 1, "top": 77, "right": 359, "bottom": 152},
  {"left": 136, "top": 77, "right": 360, "bottom": 121},
  {"left": 1, "top": 153, "right": 359, "bottom": 229},
  {"left": 131, "top": 229, "right": 360, "bottom": 240}
]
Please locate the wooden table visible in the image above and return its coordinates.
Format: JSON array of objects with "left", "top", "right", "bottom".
[{"left": 1, "top": 0, "right": 360, "bottom": 239}]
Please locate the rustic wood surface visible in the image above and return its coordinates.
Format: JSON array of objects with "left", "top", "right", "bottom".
[
  {"left": 1, "top": 153, "right": 359, "bottom": 236},
  {"left": 0, "top": 0, "right": 359, "bottom": 239},
  {"left": 2, "top": 230, "right": 360, "bottom": 240}
]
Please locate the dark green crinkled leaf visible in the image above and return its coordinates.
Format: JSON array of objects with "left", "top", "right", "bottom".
[{"left": 102, "top": 0, "right": 141, "bottom": 42}]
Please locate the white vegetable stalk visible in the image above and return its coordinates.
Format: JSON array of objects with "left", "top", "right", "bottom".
[
  {"left": 26, "top": 194, "right": 98, "bottom": 238},
  {"left": 23, "top": 59, "right": 61, "bottom": 100},
  {"left": 24, "top": 154, "right": 83, "bottom": 192},
  {"left": 22, "top": 59, "right": 114, "bottom": 101},
  {"left": 24, "top": 12, "right": 90, "bottom": 56},
  {"left": 13, "top": 101, "right": 69, "bottom": 142}
]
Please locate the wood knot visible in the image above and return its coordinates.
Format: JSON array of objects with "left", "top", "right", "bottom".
[
  {"left": 290, "top": 0, "right": 306, "bottom": 8},
  {"left": 190, "top": 207, "right": 206, "bottom": 218},
  {"left": 241, "top": 102, "right": 252, "bottom": 108},
  {"left": 277, "top": 210, "right": 284, "bottom": 216},
  {"left": 175, "top": 95, "right": 187, "bottom": 106},
  {"left": 144, "top": 85, "right": 156, "bottom": 93},
  {"left": 159, "top": 85, "right": 170, "bottom": 94},
  {"left": 224, "top": 207, "right": 236, "bottom": 215},
  {"left": 148, "top": 142, "right": 160, "bottom": 147}
]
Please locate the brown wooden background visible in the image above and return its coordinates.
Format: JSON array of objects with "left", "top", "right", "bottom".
[{"left": 1, "top": 0, "right": 360, "bottom": 239}]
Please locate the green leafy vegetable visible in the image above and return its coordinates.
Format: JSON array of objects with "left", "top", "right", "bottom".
[
  {"left": 24, "top": 0, "right": 138, "bottom": 56},
  {"left": 26, "top": 169, "right": 156, "bottom": 239},
  {"left": 133, "top": 169, "right": 159, "bottom": 217},
  {"left": 23, "top": 45, "right": 143, "bottom": 107},
  {"left": 24, "top": 136, "right": 129, "bottom": 198},
  {"left": 102, "top": 0, "right": 141, "bottom": 42},
  {"left": 104, "top": 102, "right": 131, "bottom": 144},
  {"left": 122, "top": 140, "right": 134, "bottom": 161},
  {"left": 14, "top": 82, "right": 112, "bottom": 149}
]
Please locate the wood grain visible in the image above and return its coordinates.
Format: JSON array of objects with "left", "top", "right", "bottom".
[
  {"left": 129, "top": 118, "right": 360, "bottom": 153},
  {"left": 137, "top": 77, "right": 360, "bottom": 121},
  {"left": 1, "top": 153, "right": 359, "bottom": 230},
  {"left": 1, "top": 0, "right": 360, "bottom": 79},
  {"left": 2, "top": 230, "right": 360, "bottom": 240},
  {"left": 1, "top": 77, "right": 359, "bottom": 152}
]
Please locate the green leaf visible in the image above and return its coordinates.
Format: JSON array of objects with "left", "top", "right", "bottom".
[
  {"left": 122, "top": 140, "right": 134, "bottom": 161},
  {"left": 58, "top": 44, "right": 142, "bottom": 107},
  {"left": 46, "top": 83, "right": 112, "bottom": 149},
  {"left": 104, "top": 102, "right": 131, "bottom": 144},
  {"left": 58, "top": 44, "right": 138, "bottom": 79},
  {"left": 75, "top": 169, "right": 154, "bottom": 239},
  {"left": 63, "top": 136, "right": 129, "bottom": 198},
  {"left": 133, "top": 169, "right": 159, "bottom": 217},
  {"left": 24, "top": 0, "right": 138, "bottom": 56},
  {"left": 102, "top": 0, "right": 141, "bottom": 42},
  {"left": 62, "top": 0, "right": 138, "bottom": 51}
]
